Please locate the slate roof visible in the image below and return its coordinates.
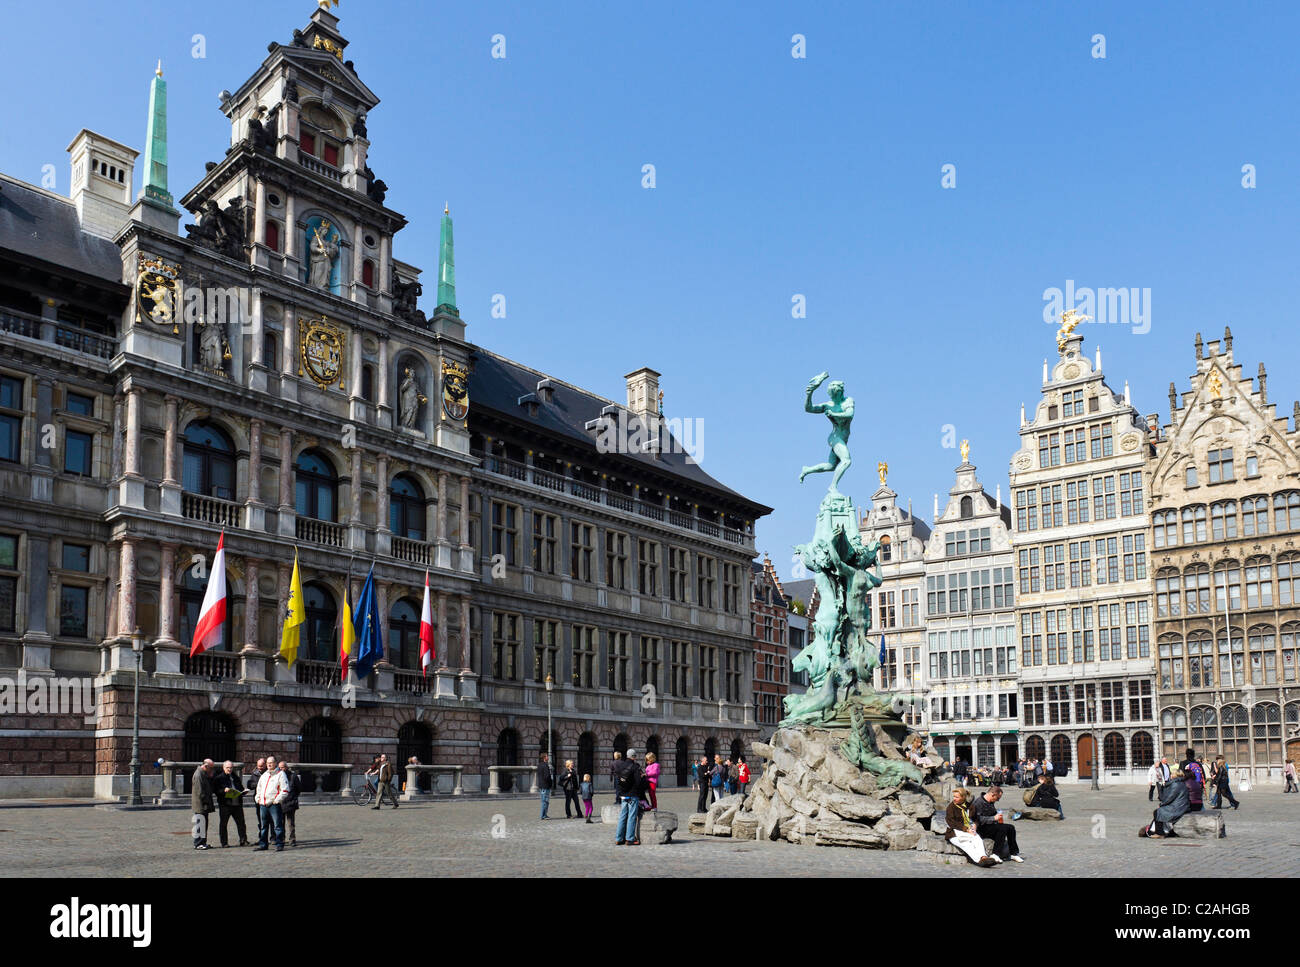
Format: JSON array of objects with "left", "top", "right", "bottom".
[
  {"left": 468, "top": 346, "right": 772, "bottom": 516},
  {"left": 0, "top": 175, "right": 122, "bottom": 283}
]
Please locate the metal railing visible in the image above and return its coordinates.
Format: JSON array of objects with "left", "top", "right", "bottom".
[
  {"left": 181, "top": 650, "right": 239, "bottom": 679},
  {"left": 0, "top": 306, "right": 116, "bottom": 359}
]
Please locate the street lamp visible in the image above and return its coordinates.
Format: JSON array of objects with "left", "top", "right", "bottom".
[
  {"left": 130, "top": 627, "right": 144, "bottom": 806},
  {"left": 545, "top": 674, "right": 554, "bottom": 768}
]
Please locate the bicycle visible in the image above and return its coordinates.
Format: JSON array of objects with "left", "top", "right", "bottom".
[{"left": 351, "top": 777, "right": 379, "bottom": 806}]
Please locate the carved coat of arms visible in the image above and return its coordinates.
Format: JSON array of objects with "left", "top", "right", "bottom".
[
  {"left": 442, "top": 360, "right": 469, "bottom": 421},
  {"left": 136, "top": 254, "right": 182, "bottom": 333},
  {"left": 300, "top": 317, "right": 346, "bottom": 389}
]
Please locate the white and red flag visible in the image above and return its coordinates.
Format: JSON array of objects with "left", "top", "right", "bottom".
[
  {"left": 419, "top": 569, "right": 436, "bottom": 676},
  {"left": 190, "top": 532, "right": 227, "bottom": 657}
]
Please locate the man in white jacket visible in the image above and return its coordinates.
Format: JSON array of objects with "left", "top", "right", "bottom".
[
  {"left": 254, "top": 754, "right": 290, "bottom": 852},
  {"left": 1147, "top": 757, "right": 1171, "bottom": 802}
]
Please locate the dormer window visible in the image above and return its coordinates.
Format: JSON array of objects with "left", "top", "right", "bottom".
[{"left": 299, "top": 125, "right": 341, "bottom": 167}]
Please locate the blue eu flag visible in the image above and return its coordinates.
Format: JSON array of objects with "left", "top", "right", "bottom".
[
  {"left": 352, "top": 565, "right": 384, "bottom": 680},
  {"left": 878, "top": 633, "right": 887, "bottom": 666}
]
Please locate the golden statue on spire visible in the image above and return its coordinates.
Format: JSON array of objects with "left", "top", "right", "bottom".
[
  {"left": 318, "top": 0, "right": 339, "bottom": 9},
  {"left": 877, "top": 461, "right": 888, "bottom": 487},
  {"left": 960, "top": 439, "right": 970, "bottom": 463},
  {"left": 1207, "top": 368, "right": 1223, "bottom": 399},
  {"left": 1056, "top": 308, "right": 1089, "bottom": 354}
]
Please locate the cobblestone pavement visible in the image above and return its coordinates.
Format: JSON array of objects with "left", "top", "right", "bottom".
[{"left": 0, "top": 785, "right": 1294, "bottom": 877}]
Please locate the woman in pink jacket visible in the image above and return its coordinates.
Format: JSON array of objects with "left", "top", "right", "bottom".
[{"left": 644, "top": 752, "right": 660, "bottom": 811}]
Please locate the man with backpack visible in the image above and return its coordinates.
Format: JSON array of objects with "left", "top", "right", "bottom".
[
  {"left": 612, "top": 749, "right": 644, "bottom": 846},
  {"left": 710, "top": 754, "right": 727, "bottom": 804}
]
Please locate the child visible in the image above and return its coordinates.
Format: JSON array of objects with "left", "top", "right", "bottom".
[
  {"left": 644, "top": 752, "right": 660, "bottom": 811},
  {"left": 580, "top": 773, "right": 594, "bottom": 822}
]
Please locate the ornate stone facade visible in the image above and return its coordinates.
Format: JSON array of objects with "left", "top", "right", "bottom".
[
  {"left": 1146, "top": 329, "right": 1300, "bottom": 779},
  {"left": 1009, "top": 330, "right": 1158, "bottom": 782}
]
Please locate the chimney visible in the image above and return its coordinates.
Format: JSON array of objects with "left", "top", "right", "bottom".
[
  {"left": 1258, "top": 363, "right": 1267, "bottom": 405},
  {"left": 624, "top": 367, "right": 661, "bottom": 422},
  {"left": 536, "top": 378, "right": 555, "bottom": 404},
  {"left": 67, "top": 129, "right": 137, "bottom": 239}
]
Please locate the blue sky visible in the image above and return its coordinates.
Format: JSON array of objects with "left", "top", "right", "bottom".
[{"left": 5, "top": 0, "right": 1300, "bottom": 577}]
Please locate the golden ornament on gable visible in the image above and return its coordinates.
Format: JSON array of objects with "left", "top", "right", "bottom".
[{"left": 136, "top": 254, "right": 182, "bottom": 334}]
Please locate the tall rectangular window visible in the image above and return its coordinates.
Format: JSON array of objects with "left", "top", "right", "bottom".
[
  {"left": 640, "top": 636, "right": 661, "bottom": 690},
  {"left": 490, "top": 501, "right": 518, "bottom": 566},
  {"left": 607, "top": 631, "right": 630, "bottom": 691},
  {"left": 670, "top": 640, "right": 691, "bottom": 697},
  {"left": 531, "top": 512, "right": 557, "bottom": 574},
  {"left": 571, "top": 625, "right": 597, "bottom": 688},
  {"left": 638, "top": 539, "right": 659, "bottom": 595},
  {"left": 696, "top": 554, "right": 716, "bottom": 608},
  {"left": 59, "top": 585, "right": 89, "bottom": 638},
  {"left": 699, "top": 645, "right": 717, "bottom": 701},
  {"left": 722, "top": 562, "right": 740, "bottom": 614},
  {"left": 491, "top": 611, "right": 520, "bottom": 680},
  {"left": 0, "top": 533, "right": 17, "bottom": 632},
  {"left": 1207, "top": 448, "right": 1235, "bottom": 484},
  {"left": 605, "top": 531, "right": 628, "bottom": 590},
  {"left": 0, "top": 376, "right": 23, "bottom": 464},
  {"left": 668, "top": 547, "right": 689, "bottom": 602},
  {"left": 569, "top": 522, "right": 594, "bottom": 582},
  {"left": 532, "top": 619, "right": 559, "bottom": 682}
]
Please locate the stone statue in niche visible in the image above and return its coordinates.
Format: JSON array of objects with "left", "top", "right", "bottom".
[
  {"left": 308, "top": 221, "right": 339, "bottom": 290},
  {"left": 392, "top": 270, "right": 426, "bottom": 325},
  {"left": 399, "top": 367, "right": 427, "bottom": 429},
  {"left": 199, "top": 320, "right": 228, "bottom": 372}
]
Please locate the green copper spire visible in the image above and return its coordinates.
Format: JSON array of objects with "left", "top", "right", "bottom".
[
  {"left": 436, "top": 203, "right": 457, "bottom": 313},
  {"left": 141, "top": 61, "right": 175, "bottom": 209}
]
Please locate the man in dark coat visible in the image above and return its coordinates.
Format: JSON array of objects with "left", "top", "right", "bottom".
[
  {"left": 612, "top": 752, "right": 643, "bottom": 845},
  {"left": 1209, "top": 756, "right": 1240, "bottom": 810},
  {"left": 695, "top": 756, "right": 710, "bottom": 813},
  {"left": 213, "top": 760, "right": 249, "bottom": 847},
  {"left": 1142, "top": 770, "right": 1190, "bottom": 838},
  {"left": 559, "top": 760, "right": 582, "bottom": 818},
  {"left": 190, "top": 759, "right": 217, "bottom": 850},
  {"left": 537, "top": 752, "right": 553, "bottom": 820}
]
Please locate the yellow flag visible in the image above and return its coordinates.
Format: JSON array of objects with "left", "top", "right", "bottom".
[
  {"left": 280, "top": 551, "right": 304, "bottom": 667},
  {"left": 339, "top": 586, "right": 355, "bottom": 682}
]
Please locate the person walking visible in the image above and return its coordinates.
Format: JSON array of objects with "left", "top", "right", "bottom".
[
  {"left": 214, "top": 760, "right": 249, "bottom": 847},
  {"left": 644, "top": 752, "right": 660, "bottom": 812},
  {"left": 1210, "top": 756, "right": 1240, "bottom": 810},
  {"left": 1180, "top": 748, "right": 1205, "bottom": 812},
  {"left": 1285, "top": 759, "right": 1298, "bottom": 793},
  {"left": 537, "top": 752, "right": 554, "bottom": 820},
  {"left": 580, "top": 773, "right": 595, "bottom": 822},
  {"left": 281, "top": 761, "right": 302, "bottom": 846},
  {"left": 253, "top": 755, "right": 289, "bottom": 852},
  {"left": 559, "top": 759, "right": 582, "bottom": 818},
  {"left": 612, "top": 750, "right": 643, "bottom": 845},
  {"left": 372, "top": 754, "right": 399, "bottom": 809},
  {"left": 695, "top": 756, "right": 710, "bottom": 813},
  {"left": 190, "top": 759, "right": 217, "bottom": 850},
  {"left": 709, "top": 754, "right": 726, "bottom": 804},
  {"left": 1147, "top": 757, "right": 1171, "bottom": 802}
]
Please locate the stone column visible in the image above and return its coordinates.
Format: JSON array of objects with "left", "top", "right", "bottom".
[
  {"left": 118, "top": 538, "right": 137, "bottom": 640},
  {"left": 458, "top": 594, "right": 478, "bottom": 700},
  {"left": 351, "top": 217, "right": 365, "bottom": 301},
  {"left": 248, "top": 287, "right": 268, "bottom": 392},
  {"left": 285, "top": 193, "right": 297, "bottom": 258},
  {"left": 277, "top": 427, "right": 295, "bottom": 537},
  {"left": 243, "top": 558, "right": 260, "bottom": 650},
  {"left": 29, "top": 377, "right": 53, "bottom": 503},
  {"left": 377, "top": 337, "right": 391, "bottom": 429},
  {"left": 160, "top": 395, "right": 181, "bottom": 516},
  {"left": 104, "top": 543, "right": 120, "bottom": 648},
  {"left": 348, "top": 447, "right": 366, "bottom": 551},
  {"left": 120, "top": 387, "right": 145, "bottom": 508},
  {"left": 110, "top": 395, "right": 124, "bottom": 482},
  {"left": 245, "top": 419, "right": 265, "bottom": 531},
  {"left": 377, "top": 233, "right": 392, "bottom": 313},
  {"left": 281, "top": 305, "right": 298, "bottom": 403},
  {"left": 348, "top": 326, "right": 364, "bottom": 419},
  {"left": 157, "top": 543, "right": 178, "bottom": 646},
  {"left": 434, "top": 589, "right": 455, "bottom": 698},
  {"left": 375, "top": 453, "right": 391, "bottom": 554},
  {"left": 435, "top": 470, "right": 450, "bottom": 570},
  {"left": 457, "top": 475, "right": 472, "bottom": 574},
  {"left": 254, "top": 179, "right": 267, "bottom": 247}
]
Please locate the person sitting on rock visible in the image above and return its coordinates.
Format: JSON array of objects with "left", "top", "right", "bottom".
[
  {"left": 906, "top": 737, "right": 936, "bottom": 770},
  {"left": 1140, "top": 768, "right": 1189, "bottom": 839},
  {"left": 969, "top": 785, "right": 1024, "bottom": 863},
  {"left": 944, "top": 787, "right": 1000, "bottom": 867},
  {"left": 1028, "top": 774, "right": 1063, "bottom": 820}
]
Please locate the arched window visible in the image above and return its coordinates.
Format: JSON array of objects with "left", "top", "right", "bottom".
[
  {"left": 1181, "top": 505, "right": 1207, "bottom": 544},
  {"left": 1183, "top": 564, "right": 1210, "bottom": 614},
  {"left": 182, "top": 421, "right": 235, "bottom": 500},
  {"left": 1050, "top": 734, "right": 1072, "bottom": 772},
  {"left": 1024, "top": 735, "right": 1045, "bottom": 760},
  {"left": 645, "top": 735, "right": 660, "bottom": 763},
  {"left": 1153, "top": 509, "right": 1177, "bottom": 547},
  {"left": 1103, "top": 731, "right": 1126, "bottom": 769},
  {"left": 1132, "top": 731, "right": 1155, "bottom": 769},
  {"left": 613, "top": 733, "right": 629, "bottom": 758},
  {"left": 1242, "top": 496, "right": 1269, "bottom": 536},
  {"left": 960, "top": 496, "right": 973, "bottom": 519},
  {"left": 1211, "top": 500, "right": 1238, "bottom": 541},
  {"left": 303, "top": 581, "right": 337, "bottom": 663},
  {"left": 730, "top": 737, "right": 744, "bottom": 762},
  {"left": 179, "top": 566, "right": 232, "bottom": 652},
  {"left": 299, "top": 716, "right": 342, "bottom": 793},
  {"left": 295, "top": 449, "right": 337, "bottom": 521},
  {"left": 181, "top": 711, "right": 236, "bottom": 791},
  {"left": 675, "top": 736, "right": 689, "bottom": 787},
  {"left": 497, "top": 728, "right": 520, "bottom": 792},
  {"left": 578, "top": 732, "right": 596, "bottom": 780},
  {"left": 1190, "top": 705, "right": 1217, "bottom": 747},
  {"left": 1278, "top": 558, "right": 1299, "bottom": 608},
  {"left": 1274, "top": 492, "right": 1300, "bottom": 532},
  {"left": 387, "top": 597, "right": 421, "bottom": 668},
  {"left": 1161, "top": 707, "right": 1187, "bottom": 759},
  {"left": 389, "top": 474, "right": 426, "bottom": 541},
  {"left": 397, "top": 720, "right": 433, "bottom": 792},
  {"left": 704, "top": 736, "right": 717, "bottom": 762}
]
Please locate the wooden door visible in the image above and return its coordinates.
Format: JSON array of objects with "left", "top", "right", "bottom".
[{"left": 1077, "top": 734, "right": 1096, "bottom": 779}]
